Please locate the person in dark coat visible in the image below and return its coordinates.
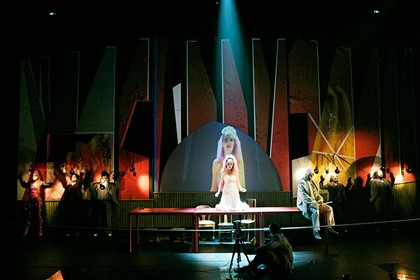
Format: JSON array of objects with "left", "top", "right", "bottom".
[{"left": 89, "top": 171, "right": 120, "bottom": 237}]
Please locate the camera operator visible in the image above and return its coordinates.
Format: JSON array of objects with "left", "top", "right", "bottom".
[
  {"left": 235, "top": 222, "right": 294, "bottom": 277},
  {"left": 89, "top": 171, "right": 120, "bottom": 237}
]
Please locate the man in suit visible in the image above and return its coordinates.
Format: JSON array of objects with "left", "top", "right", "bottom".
[
  {"left": 297, "top": 168, "right": 338, "bottom": 239},
  {"left": 89, "top": 171, "right": 120, "bottom": 237}
]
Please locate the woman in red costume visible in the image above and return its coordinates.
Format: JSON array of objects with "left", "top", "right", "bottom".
[{"left": 18, "top": 169, "right": 53, "bottom": 237}]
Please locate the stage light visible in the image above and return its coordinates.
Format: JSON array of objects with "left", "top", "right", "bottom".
[
  {"left": 129, "top": 163, "right": 136, "bottom": 176},
  {"left": 129, "top": 155, "right": 136, "bottom": 176}
]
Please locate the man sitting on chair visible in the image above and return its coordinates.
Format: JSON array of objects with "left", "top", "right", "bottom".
[
  {"left": 297, "top": 168, "right": 338, "bottom": 240},
  {"left": 235, "top": 222, "right": 294, "bottom": 277}
]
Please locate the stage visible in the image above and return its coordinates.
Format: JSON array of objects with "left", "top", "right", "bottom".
[{"left": 10, "top": 222, "right": 420, "bottom": 280}]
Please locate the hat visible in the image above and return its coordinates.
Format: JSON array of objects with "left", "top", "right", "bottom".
[
  {"left": 31, "top": 170, "right": 43, "bottom": 180},
  {"left": 305, "top": 168, "right": 314, "bottom": 176},
  {"left": 101, "top": 171, "right": 110, "bottom": 178},
  {"left": 33, "top": 170, "right": 41, "bottom": 176}
]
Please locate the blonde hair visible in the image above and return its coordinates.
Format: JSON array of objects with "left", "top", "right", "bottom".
[
  {"left": 222, "top": 155, "right": 239, "bottom": 173},
  {"left": 216, "top": 126, "right": 243, "bottom": 165}
]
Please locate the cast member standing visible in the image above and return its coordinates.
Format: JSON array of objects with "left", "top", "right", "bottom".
[
  {"left": 215, "top": 155, "right": 249, "bottom": 211},
  {"left": 89, "top": 171, "right": 120, "bottom": 237},
  {"left": 297, "top": 168, "right": 338, "bottom": 239},
  {"left": 369, "top": 169, "right": 394, "bottom": 222},
  {"left": 320, "top": 173, "right": 348, "bottom": 224},
  {"left": 80, "top": 169, "right": 94, "bottom": 234},
  {"left": 346, "top": 176, "right": 371, "bottom": 223},
  {"left": 56, "top": 165, "right": 85, "bottom": 237},
  {"left": 18, "top": 169, "right": 54, "bottom": 237}
]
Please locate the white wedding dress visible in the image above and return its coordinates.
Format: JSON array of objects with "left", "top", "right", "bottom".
[{"left": 215, "top": 174, "right": 249, "bottom": 211}]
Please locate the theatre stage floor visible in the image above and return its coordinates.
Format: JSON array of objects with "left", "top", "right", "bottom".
[{"left": 9, "top": 221, "right": 420, "bottom": 280}]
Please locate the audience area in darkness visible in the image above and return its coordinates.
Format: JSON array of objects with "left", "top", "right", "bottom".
[{"left": 160, "top": 122, "right": 282, "bottom": 192}]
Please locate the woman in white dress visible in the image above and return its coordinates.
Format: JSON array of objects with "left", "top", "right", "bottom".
[
  {"left": 210, "top": 126, "right": 245, "bottom": 192},
  {"left": 215, "top": 155, "right": 249, "bottom": 211}
]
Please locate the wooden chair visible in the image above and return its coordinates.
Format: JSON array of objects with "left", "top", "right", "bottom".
[
  {"left": 235, "top": 198, "right": 256, "bottom": 242},
  {"left": 218, "top": 214, "right": 234, "bottom": 242},
  {"left": 195, "top": 205, "right": 216, "bottom": 240}
]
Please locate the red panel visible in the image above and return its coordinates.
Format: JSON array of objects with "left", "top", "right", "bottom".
[
  {"left": 222, "top": 40, "right": 248, "bottom": 133},
  {"left": 354, "top": 51, "right": 381, "bottom": 182},
  {"left": 271, "top": 39, "right": 291, "bottom": 191},
  {"left": 187, "top": 41, "right": 217, "bottom": 134},
  {"left": 253, "top": 39, "right": 270, "bottom": 151}
]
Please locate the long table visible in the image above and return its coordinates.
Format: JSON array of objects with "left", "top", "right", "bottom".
[{"left": 129, "top": 206, "right": 329, "bottom": 253}]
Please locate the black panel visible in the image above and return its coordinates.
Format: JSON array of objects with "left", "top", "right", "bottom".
[
  {"left": 289, "top": 113, "right": 308, "bottom": 160},
  {"left": 121, "top": 100, "right": 154, "bottom": 158}
]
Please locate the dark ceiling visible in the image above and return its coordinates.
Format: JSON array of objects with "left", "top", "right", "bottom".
[{"left": 3, "top": 0, "right": 420, "bottom": 51}]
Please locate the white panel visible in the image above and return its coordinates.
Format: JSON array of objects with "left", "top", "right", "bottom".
[{"left": 173, "top": 83, "right": 182, "bottom": 144}]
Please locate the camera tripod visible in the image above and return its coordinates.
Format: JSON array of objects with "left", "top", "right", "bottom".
[{"left": 229, "top": 219, "right": 251, "bottom": 272}]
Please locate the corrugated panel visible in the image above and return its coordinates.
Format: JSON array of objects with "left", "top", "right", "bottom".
[
  {"left": 31, "top": 192, "right": 293, "bottom": 231},
  {"left": 45, "top": 201, "right": 60, "bottom": 226},
  {"left": 391, "top": 182, "right": 417, "bottom": 219},
  {"left": 18, "top": 185, "right": 416, "bottom": 233},
  {"left": 152, "top": 192, "right": 293, "bottom": 227},
  {"left": 115, "top": 200, "right": 154, "bottom": 229}
]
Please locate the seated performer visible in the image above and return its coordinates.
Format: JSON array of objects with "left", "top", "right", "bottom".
[{"left": 297, "top": 168, "right": 338, "bottom": 240}]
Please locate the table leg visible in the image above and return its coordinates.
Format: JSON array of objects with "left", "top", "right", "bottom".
[
  {"left": 129, "top": 214, "right": 132, "bottom": 253},
  {"left": 323, "top": 211, "right": 329, "bottom": 254},
  {"left": 192, "top": 214, "right": 199, "bottom": 253},
  {"left": 258, "top": 214, "right": 265, "bottom": 247}
]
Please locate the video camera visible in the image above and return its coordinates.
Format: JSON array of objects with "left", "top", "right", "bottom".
[{"left": 232, "top": 220, "right": 243, "bottom": 240}]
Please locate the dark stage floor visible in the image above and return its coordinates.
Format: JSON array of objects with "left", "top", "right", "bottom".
[{"left": 8, "top": 221, "right": 420, "bottom": 280}]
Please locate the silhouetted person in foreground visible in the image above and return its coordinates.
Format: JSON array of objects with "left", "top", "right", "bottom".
[{"left": 235, "top": 222, "right": 294, "bottom": 277}]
